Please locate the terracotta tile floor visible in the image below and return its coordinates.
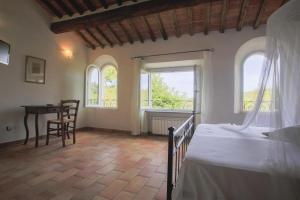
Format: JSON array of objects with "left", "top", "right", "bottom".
[{"left": 0, "top": 131, "right": 168, "bottom": 200}]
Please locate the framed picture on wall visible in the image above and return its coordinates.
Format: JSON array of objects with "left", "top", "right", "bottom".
[
  {"left": 25, "top": 56, "right": 46, "bottom": 84},
  {"left": 0, "top": 40, "right": 10, "bottom": 65}
]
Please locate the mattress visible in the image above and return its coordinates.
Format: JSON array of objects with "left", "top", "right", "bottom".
[{"left": 173, "top": 124, "right": 272, "bottom": 200}]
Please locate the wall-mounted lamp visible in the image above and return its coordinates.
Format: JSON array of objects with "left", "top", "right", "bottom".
[{"left": 62, "top": 48, "right": 73, "bottom": 59}]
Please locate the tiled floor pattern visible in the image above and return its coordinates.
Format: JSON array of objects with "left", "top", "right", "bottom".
[{"left": 0, "top": 131, "right": 168, "bottom": 200}]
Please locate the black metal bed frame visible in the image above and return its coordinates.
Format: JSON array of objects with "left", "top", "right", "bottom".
[{"left": 167, "top": 115, "right": 195, "bottom": 200}]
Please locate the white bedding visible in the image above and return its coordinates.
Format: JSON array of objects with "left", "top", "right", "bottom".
[{"left": 173, "top": 124, "right": 272, "bottom": 200}]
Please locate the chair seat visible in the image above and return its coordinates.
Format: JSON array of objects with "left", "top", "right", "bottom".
[{"left": 48, "top": 118, "right": 74, "bottom": 124}]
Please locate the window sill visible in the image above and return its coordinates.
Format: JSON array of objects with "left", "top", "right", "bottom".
[
  {"left": 144, "top": 109, "right": 194, "bottom": 114},
  {"left": 85, "top": 105, "right": 118, "bottom": 110}
]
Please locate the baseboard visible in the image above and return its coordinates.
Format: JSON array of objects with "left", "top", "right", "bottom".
[{"left": 80, "top": 127, "right": 131, "bottom": 134}]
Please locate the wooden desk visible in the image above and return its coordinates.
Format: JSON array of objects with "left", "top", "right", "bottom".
[{"left": 22, "top": 105, "right": 62, "bottom": 147}]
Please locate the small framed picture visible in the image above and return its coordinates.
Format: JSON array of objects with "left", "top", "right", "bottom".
[
  {"left": 25, "top": 56, "right": 46, "bottom": 84},
  {"left": 0, "top": 40, "right": 10, "bottom": 65}
]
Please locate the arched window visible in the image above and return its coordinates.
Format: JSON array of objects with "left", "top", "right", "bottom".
[
  {"left": 242, "top": 52, "right": 265, "bottom": 111},
  {"left": 86, "top": 64, "right": 118, "bottom": 108},
  {"left": 234, "top": 37, "right": 269, "bottom": 113}
]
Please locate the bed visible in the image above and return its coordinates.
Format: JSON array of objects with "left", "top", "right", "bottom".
[{"left": 167, "top": 116, "right": 300, "bottom": 200}]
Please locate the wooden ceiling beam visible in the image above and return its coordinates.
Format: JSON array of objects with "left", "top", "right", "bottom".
[
  {"left": 107, "top": 24, "right": 123, "bottom": 46},
  {"left": 172, "top": 10, "right": 181, "bottom": 38},
  {"left": 236, "top": 0, "right": 249, "bottom": 31},
  {"left": 157, "top": 14, "right": 168, "bottom": 40},
  {"left": 40, "top": 0, "right": 63, "bottom": 18},
  {"left": 55, "top": 0, "right": 73, "bottom": 16},
  {"left": 187, "top": 7, "right": 194, "bottom": 36},
  {"left": 99, "top": 0, "right": 108, "bottom": 9},
  {"left": 253, "top": 0, "right": 266, "bottom": 29},
  {"left": 118, "top": 22, "right": 134, "bottom": 44},
  {"left": 76, "top": 30, "right": 96, "bottom": 49},
  {"left": 143, "top": 16, "right": 156, "bottom": 42},
  {"left": 70, "top": 0, "right": 84, "bottom": 14},
  {"left": 204, "top": 1, "right": 211, "bottom": 35},
  {"left": 85, "top": 28, "right": 105, "bottom": 48},
  {"left": 51, "top": 0, "right": 220, "bottom": 33},
  {"left": 129, "top": 19, "right": 144, "bottom": 43},
  {"left": 84, "top": 0, "right": 96, "bottom": 11},
  {"left": 219, "top": 0, "right": 227, "bottom": 33},
  {"left": 95, "top": 26, "right": 114, "bottom": 47}
]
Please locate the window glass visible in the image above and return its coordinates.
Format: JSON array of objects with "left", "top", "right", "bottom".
[
  {"left": 141, "top": 73, "right": 150, "bottom": 108},
  {"left": 101, "top": 65, "right": 117, "bottom": 108},
  {"left": 146, "top": 71, "right": 194, "bottom": 110},
  {"left": 87, "top": 67, "right": 99, "bottom": 106},
  {"left": 242, "top": 53, "right": 270, "bottom": 111}
]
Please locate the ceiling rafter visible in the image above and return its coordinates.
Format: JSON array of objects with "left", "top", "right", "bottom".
[
  {"left": 187, "top": 7, "right": 194, "bottom": 36},
  {"left": 219, "top": 0, "right": 227, "bottom": 33},
  {"left": 107, "top": 24, "right": 123, "bottom": 46},
  {"left": 253, "top": 0, "right": 266, "bottom": 29},
  {"left": 95, "top": 26, "right": 114, "bottom": 47},
  {"left": 129, "top": 19, "right": 144, "bottom": 43},
  {"left": 156, "top": 14, "right": 168, "bottom": 40},
  {"left": 76, "top": 30, "right": 95, "bottom": 49},
  {"left": 51, "top": 0, "right": 219, "bottom": 33},
  {"left": 236, "top": 0, "right": 249, "bottom": 31},
  {"left": 118, "top": 21, "right": 134, "bottom": 44},
  {"left": 83, "top": 0, "right": 96, "bottom": 11},
  {"left": 85, "top": 28, "right": 105, "bottom": 48},
  {"left": 204, "top": 1, "right": 211, "bottom": 35},
  {"left": 99, "top": 0, "right": 109, "bottom": 9},
  {"left": 143, "top": 16, "right": 156, "bottom": 42},
  {"left": 172, "top": 10, "right": 181, "bottom": 38},
  {"left": 55, "top": 0, "right": 73, "bottom": 16},
  {"left": 69, "top": 0, "right": 84, "bottom": 14},
  {"left": 40, "top": 0, "right": 63, "bottom": 18}
]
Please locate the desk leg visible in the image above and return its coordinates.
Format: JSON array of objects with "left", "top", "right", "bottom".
[
  {"left": 24, "top": 112, "right": 29, "bottom": 145},
  {"left": 35, "top": 114, "right": 39, "bottom": 148}
]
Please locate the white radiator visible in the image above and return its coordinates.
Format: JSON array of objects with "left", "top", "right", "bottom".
[{"left": 151, "top": 117, "right": 187, "bottom": 135}]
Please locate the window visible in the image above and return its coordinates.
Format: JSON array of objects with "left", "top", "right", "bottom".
[
  {"left": 234, "top": 37, "right": 270, "bottom": 113},
  {"left": 87, "top": 67, "right": 99, "bottom": 106},
  {"left": 86, "top": 64, "right": 118, "bottom": 108},
  {"left": 101, "top": 65, "right": 117, "bottom": 108},
  {"left": 241, "top": 52, "right": 272, "bottom": 112},
  {"left": 141, "top": 70, "right": 194, "bottom": 111}
]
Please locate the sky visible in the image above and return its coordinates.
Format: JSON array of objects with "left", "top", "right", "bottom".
[
  {"left": 141, "top": 71, "right": 194, "bottom": 98},
  {"left": 243, "top": 54, "right": 265, "bottom": 92}
]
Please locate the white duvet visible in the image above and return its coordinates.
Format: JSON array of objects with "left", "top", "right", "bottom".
[{"left": 173, "top": 124, "right": 272, "bottom": 200}]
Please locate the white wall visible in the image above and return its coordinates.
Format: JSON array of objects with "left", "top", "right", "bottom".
[
  {"left": 87, "top": 27, "right": 266, "bottom": 131},
  {"left": 0, "top": 0, "right": 88, "bottom": 143}
]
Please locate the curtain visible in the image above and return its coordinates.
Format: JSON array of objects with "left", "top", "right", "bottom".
[
  {"left": 200, "top": 51, "right": 213, "bottom": 124},
  {"left": 130, "top": 58, "right": 143, "bottom": 135},
  {"left": 239, "top": 1, "right": 300, "bottom": 199}
]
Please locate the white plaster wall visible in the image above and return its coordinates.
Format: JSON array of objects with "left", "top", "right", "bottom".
[
  {"left": 87, "top": 27, "right": 266, "bottom": 131},
  {"left": 0, "top": 0, "right": 88, "bottom": 143}
]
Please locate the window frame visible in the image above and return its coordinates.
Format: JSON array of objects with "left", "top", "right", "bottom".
[
  {"left": 240, "top": 51, "right": 265, "bottom": 113},
  {"left": 85, "top": 63, "right": 118, "bottom": 109}
]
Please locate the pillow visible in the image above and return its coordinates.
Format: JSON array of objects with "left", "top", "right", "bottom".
[{"left": 267, "top": 126, "right": 300, "bottom": 146}]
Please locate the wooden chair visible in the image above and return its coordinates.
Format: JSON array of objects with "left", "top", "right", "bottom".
[{"left": 46, "top": 100, "right": 80, "bottom": 147}]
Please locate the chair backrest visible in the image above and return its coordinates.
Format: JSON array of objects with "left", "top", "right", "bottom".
[{"left": 60, "top": 100, "right": 80, "bottom": 123}]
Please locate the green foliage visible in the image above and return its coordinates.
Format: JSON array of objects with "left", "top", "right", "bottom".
[
  {"left": 103, "top": 66, "right": 117, "bottom": 107},
  {"left": 150, "top": 74, "right": 193, "bottom": 110},
  {"left": 243, "top": 89, "right": 272, "bottom": 111}
]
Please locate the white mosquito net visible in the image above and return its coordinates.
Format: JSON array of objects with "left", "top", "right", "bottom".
[{"left": 241, "top": 0, "right": 300, "bottom": 199}]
